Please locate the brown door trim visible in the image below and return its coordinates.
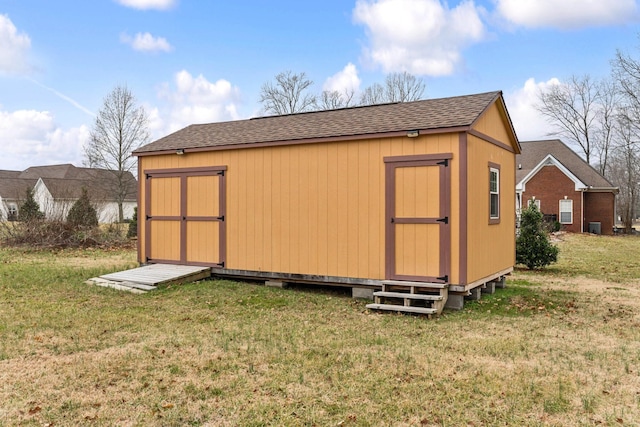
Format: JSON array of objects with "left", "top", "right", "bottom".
[
  {"left": 144, "top": 166, "right": 227, "bottom": 268},
  {"left": 385, "top": 153, "right": 452, "bottom": 283}
]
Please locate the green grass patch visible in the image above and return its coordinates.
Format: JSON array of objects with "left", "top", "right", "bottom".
[
  {"left": 462, "top": 279, "right": 577, "bottom": 318},
  {"left": 518, "top": 233, "right": 640, "bottom": 282},
  {"left": 2, "top": 235, "right": 640, "bottom": 426}
]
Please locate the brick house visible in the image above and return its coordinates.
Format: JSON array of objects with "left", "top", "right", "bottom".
[{"left": 516, "top": 139, "right": 618, "bottom": 234}]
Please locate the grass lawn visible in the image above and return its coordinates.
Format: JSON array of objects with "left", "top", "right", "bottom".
[{"left": 1, "top": 234, "right": 640, "bottom": 426}]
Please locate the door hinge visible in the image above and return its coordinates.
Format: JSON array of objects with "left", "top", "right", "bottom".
[
  {"left": 146, "top": 215, "right": 151, "bottom": 220},
  {"left": 437, "top": 274, "right": 448, "bottom": 282},
  {"left": 217, "top": 170, "right": 225, "bottom": 176},
  {"left": 214, "top": 261, "right": 225, "bottom": 268},
  {"left": 216, "top": 215, "right": 225, "bottom": 221},
  {"left": 437, "top": 159, "right": 449, "bottom": 167},
  {"left": 390, "top": 217, "right": 395, "bottom": 223},
  {"left": 436, "top": 216, "right": 448, "bottom": 224}
]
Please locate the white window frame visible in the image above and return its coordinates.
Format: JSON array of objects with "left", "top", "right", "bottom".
[
  {"left": 489, "top": 165, "right": 500, "bottom": 223},
  {"left": 559, "top": 199, "right": 573, "bottom": 224}
]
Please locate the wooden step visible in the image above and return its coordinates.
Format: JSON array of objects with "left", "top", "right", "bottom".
[
  {"left": 381, "top": 280, "right": 448, "bottom": 289},
  {"left": 366, "top": 303, "right": 437, "bottom": 315},
  {"left": 373, "top": 291, "right": 443, "bottom": 301}
]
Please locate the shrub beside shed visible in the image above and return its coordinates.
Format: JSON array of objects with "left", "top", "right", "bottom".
[{"left": 134, "top": 91, "right": 520, "bottom": 312}]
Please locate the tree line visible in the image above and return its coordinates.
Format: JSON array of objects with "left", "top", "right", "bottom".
[
  {"left": 537, "top": 47, "right": 640, "bottom": 233},
  {"left": 258, "top": 70, "right": 426, "bottom": 115}
]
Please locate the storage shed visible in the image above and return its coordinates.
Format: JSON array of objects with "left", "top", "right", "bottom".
[{"left": 134, "top": 91, "right": 520, "bottom": 313}]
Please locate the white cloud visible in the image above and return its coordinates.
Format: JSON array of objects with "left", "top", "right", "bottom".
[
  {"left": 0, "top": 14, "right": 31, "bottom": 75},
  {"left": 157, "top": 70, "right": 242, "bottom": 133},
  {"left": 323, "top": 63, "right": 361, "bottom": 93},
  {"left": 353, "top": 0, "right": 486, "bottom": 76},
  {"left": 504, "top": 77, "right": 560, "bottom": 141},
  {"left": 115, "top": 0, "right": 177, "bottom": 11},
  {"left": 495, "top": 0, "right": 640, "bottom": 29},
  {"left": 0, "top": 109, "right": 89, "bottom": 170},
  {"left": 121, "top": 32, "right": 173, "bottom": 53}
]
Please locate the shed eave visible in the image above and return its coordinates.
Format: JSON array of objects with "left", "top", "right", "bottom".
[{"left": 134, "top": 125, "right": 473, "bottom": 157}]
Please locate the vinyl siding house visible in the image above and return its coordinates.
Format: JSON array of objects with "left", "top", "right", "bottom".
[
  {"left": 0, "top": 171, "right": 36, "bottom": 221},
  {"left": 516, "top": 140, "right": 618, "bottom": 234},
  {"left": 134, "top": 91, "right": 521, "bottom": 312},
  {"left": 0, "top": 164, "right": 136, "bottom": 223}
]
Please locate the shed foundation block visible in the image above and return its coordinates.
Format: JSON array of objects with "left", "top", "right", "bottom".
[
  {"left": 494, "top": 276, "right": 506, "bottom": 289},
  {"left": 352, "top": 287, "right": 374, "bottom": 300},
  {"left": 445, "top": 294, "right": 465, "bottom": 310},
  {"left": 265, "top": 280, "right": 287, "bottom": 288},
  {"left": 465, "top": 287, "right": 482, "bottom": 301},
  {"left": 482, "top": 281, "right": 496, "bottom": 294}
]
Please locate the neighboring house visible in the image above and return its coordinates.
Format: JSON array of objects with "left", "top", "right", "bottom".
[
  {"left": 134, "top": 91, "right": 520, "bottom": 311},
  {"left": 0, "top": 164, "right": 137, "bottom": 222},
  {"left": 0, "top": 171, "right": 36, "bottom": 221},
  {"left": 516, "top": 139, "right": 618, "bottom": 235}
]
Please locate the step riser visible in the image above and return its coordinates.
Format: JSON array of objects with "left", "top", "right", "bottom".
[
  {"left": 373, "top": 291, "right": 443, "bottom": 301},
  {"left": 369, "top": 281, "right": 449, "bottom": 316},
  {"left": 366, "top": 303, "right": 437, "bottom": 315}
]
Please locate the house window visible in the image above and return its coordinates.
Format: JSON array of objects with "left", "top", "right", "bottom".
[
  {"left": 559, "top": 199, "right": 573, "bottom": 224},
  {"left": 7, "top": 203, "right": 18, "bottom": 221},
  {"left": 489, "top": 164, "right": 500, "bottom": 223}
]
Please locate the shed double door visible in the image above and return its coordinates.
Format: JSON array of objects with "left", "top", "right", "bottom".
[
  {"left": 385, "top": 154, "right": 451, "bottom": 283},
  {"left": 144, "top": 166, "right": 226, "bottom": 267}
]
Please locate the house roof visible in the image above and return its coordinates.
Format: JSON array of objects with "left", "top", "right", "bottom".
[
  {"left": 38, "top": 177, "right": 137, "bottom": 202},
  {"left": 135, "top": 91, "right": 515, "bottom": 154},
  {"left": 0, "top": 164, "right": 137, "bottom": 202},
  {"left": 19, "top": 164, "right": 79, "bottom": 179},
  {"left": 0, "top": 170, "right": 21, "bottom": 179},
  {"left": 0, "top": 177, "right": 37, "bottom": 201},
  {"left": 516, "top": 140, "right": 615, "bottom": 190}
]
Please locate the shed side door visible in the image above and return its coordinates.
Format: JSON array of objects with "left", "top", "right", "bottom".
[
  {"left": 385, "top": 154, "right": 451, "bottom": 283},
  {"left": 146, "top": 175, "right": 182, "bottom": 263},
  {"left": 145, "top": 167, "right": 226, "bottom": 267}
]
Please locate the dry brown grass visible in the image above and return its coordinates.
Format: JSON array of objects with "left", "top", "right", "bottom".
[{"left": 1, "top": 234, "right": 640, "bottom": 426}]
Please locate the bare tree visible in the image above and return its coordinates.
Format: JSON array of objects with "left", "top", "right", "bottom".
[
  {"left": 609, "top": 110, "right": 640, "bottom": 233},
  {"left": 359, "top": 82, "right": 386, "bottom": 105},
  {"left": 360, "top": 72, "right": 426, "bottom": 105},
  {"left": 593, "top": 79, "right": 620, "bottom": 176},
  {"left": 319, "top": 89, "right": 355, "bottom": 110},
  {"left": 537, "top": 75, "right": 600, "bottom": 164},
  {"left": 260, "top": 70, "right": 427, "bottom": 113},
  {"left": 384, "top": 71, "right": 426, "bottom": 102},
  {"left": 259, "top": 71, "right": 317, "bottom": 115},
  {"left": 85, "top": 85, "right": 149, "bottom": 222},
  {"left": 613, "top": 48, "right": 640, "bottom": 112}
]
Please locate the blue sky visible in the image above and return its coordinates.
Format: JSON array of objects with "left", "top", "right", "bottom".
[{"left": 1, "top": 0, "right": 639, "bottom": 170}]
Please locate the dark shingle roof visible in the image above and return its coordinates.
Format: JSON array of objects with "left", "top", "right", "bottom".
[
  {"left": 517, "top": 140, "right": 615, "bottom": 189},
  {"left": 40, "top": 176, "right": 137, "bottom": 202},
  {"left": 135, "top": 91, "right": 506, "bottom": 154},
  {"left": 0, "top": 177, "right": 37, "bottom": 200},
  {"left": 0, "top": 164, "right": 137, "bottom": 202},
  {"left": 0, "top": 170, "right": 21, "bottom": 179},
  {"left": 19, "top": 164, "right": 77, "bottom": 179}
]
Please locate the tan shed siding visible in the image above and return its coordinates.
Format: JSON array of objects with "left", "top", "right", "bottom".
[
  {"left": 473, "top": 103, "right": 514, "bottom": 146},
  {"left": 466, "top": 134, "right": 516, "bottom": 283},
  {"left": 139, "top": 133, "right": 460, "bottom": 282}
]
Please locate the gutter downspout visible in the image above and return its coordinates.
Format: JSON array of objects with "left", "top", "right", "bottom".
[{"left": 581, "top": 190, "right": 584, "bottom": 233}]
